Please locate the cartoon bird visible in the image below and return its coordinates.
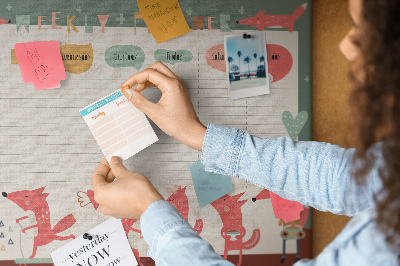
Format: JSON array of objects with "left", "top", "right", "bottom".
[{"left": 252, "top": 189, "right": 309, "bottom": 263}]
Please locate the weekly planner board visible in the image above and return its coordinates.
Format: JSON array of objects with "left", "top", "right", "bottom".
[{"left": 0, "top": 0, "right": 312, "bottom": 265}]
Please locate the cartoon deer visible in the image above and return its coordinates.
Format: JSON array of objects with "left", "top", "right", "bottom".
[
  {"left": 2, "top": 187, "right": 76, "bottom": 258},
  {"left": 252, "top": 189, "right": 309, "bottom": 263},
  {"left": 236, "top": 3, "right": 307, "bottom": 32},
  {"left": 166, "top": 185, "right": 203, "bottom": 235},
  {"left": 77, "top": 190, "right": 144, "bottom": 266},
  {"left": 211, "top": 192, "right": 260, "bottom": 266}
]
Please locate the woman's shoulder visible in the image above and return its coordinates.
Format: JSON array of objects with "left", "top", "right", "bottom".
[{"left": 322, "top": 209, "right": 399, "bottom": 265}]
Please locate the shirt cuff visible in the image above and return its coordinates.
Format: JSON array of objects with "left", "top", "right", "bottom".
[
  {"left": 201, "top": 124, "right": 245, "bottom": 176},
  {"left": 140, "top": 200, "right": 191, "bottom": 259}
]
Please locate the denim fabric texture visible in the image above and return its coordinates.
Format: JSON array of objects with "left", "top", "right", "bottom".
[{"left": 140, "top": 124, "right": 399, "bottom": 265}]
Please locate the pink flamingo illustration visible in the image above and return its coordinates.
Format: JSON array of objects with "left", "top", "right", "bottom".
[
  {"left": 211, "top": 192, "right": 260, "bottom": 266},
  {"left": 236, "top": 3, "right": 307, "bottom": 32},
  {"left": 2, "top": 187, "right": 76, "bottom": 258},
  {"left": 166, "top": 185, "right": 203, "bottom": 235},
  {"left": 252, "top": 189, "right": 309, "bottom": 263}
]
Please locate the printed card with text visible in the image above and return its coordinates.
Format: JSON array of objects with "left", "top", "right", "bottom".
[
  {"left": 51, "top": 218, "right": 137, "bottom": 266},
  {"left": 80, "top": 90, "right": 158, "bottom": 162}
]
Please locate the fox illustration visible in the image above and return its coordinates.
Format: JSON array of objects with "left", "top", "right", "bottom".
[
  {"left": 211, "top": 192, "right": 260, "bottom": 266},
  {"left": 166, "top": 185, "right": 203, "bottom": 235},
  {"left": 2, "top": 187, "right": 76, "bottom": 258},
  {"left": 78, "top": 190, "right": 144, "bottom": 265},
  {"left": 121, "top": 218, "right": 144, "bottom": 266},
  {"left": 236, "top": 3, "right": 307, "bottom": 32},
  {"left": 252, "top": 189, "right": 309, "bottom": 263}
]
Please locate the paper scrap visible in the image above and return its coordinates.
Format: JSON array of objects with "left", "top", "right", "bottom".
[
  {"left": 79, "top": 90, "right": 158, "bottom": 162},
  {"left": 270, "top": 192, "right": 304, "bottom": 223},
  {"left": 137, "top": 0, "right": 191, "bottom": 44},
  {"left": 51, "top": 218, "right": 138, "bottom": 266},
  {"left": 190, "top": 161, "right": 233, "bottom": 208},
  {"left": 14, "top": 41, "right": 66, "bottom": 90}
]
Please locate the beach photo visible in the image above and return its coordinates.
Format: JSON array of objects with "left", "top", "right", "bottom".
[{"left": 224, "top": 31, "right": 270, "bottom": 99}]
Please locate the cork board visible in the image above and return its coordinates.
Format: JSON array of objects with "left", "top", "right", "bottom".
[
  {"left": 0, "top": 0, "right": 313, "bottom": 265},
  {"left": 312, "top": 0, "right": 353, "bottom": 257}
]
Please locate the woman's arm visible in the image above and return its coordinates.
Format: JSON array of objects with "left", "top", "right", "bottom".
[
  {"left": 91, "top": 158, "right": 233, "bottom": 266},
  {"left": 141, "top": 201, "right": 234, "bottom": 266},
  {"left": 202, "top": 124, "right": 383, "bottom": 216},
  {"left": 118, "top": 62, "right": 382, "bottom": 216}
]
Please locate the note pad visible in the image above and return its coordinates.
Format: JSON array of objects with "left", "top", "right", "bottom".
[
  {"left": 51, "top": 218, "right": 138, "bottom": 266},
  {"left": 80, "top": 90, "right": 158, "bottom": 162}
]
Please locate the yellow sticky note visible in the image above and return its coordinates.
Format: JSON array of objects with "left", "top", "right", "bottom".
[{"left": 137, "top": 0, "right": 191, "bottom": 44}]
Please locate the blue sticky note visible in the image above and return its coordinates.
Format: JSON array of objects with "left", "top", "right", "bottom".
[{"left": 190, "top": 160, "right": 233, "bottom": 208}]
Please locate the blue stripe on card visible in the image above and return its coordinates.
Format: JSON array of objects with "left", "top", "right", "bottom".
[{"left": 80, "top": 91, "right": 123, "bottom": 116}]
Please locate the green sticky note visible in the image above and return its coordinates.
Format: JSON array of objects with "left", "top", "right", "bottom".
[{"left": 190, "top": 161, "right": 233, "bottom": 208}]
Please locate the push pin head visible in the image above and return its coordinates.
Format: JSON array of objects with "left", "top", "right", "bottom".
[
  {"left": 242, "top": 34, "right": 251, "bottom": 39},
  {"left": 83, "top": 233, "right": 93, "bottom": 240}
]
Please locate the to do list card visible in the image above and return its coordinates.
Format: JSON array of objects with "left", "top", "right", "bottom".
[{"left": 80, "top": 90, "right": 158, "bottom": 162}]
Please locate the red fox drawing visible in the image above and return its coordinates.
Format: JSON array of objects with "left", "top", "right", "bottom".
[
  {"left": 166, "top": 185, "right": 203, "bottom": 235},
  {"left": 211, "top": 192, "right": 260, "bottom": 266},
  {"left": 121, "top": 218, "right": 144, "bottom": 266},
  {"left": 236, "top": 3, "right": 307, "bottom": 32},
  {"left": 2, "top": 187, "right": 76, "bottom": 258}
]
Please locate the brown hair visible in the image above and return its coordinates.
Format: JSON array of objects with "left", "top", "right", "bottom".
[{"left": 350, "top": 0, "right": 400, "bottom": 250}]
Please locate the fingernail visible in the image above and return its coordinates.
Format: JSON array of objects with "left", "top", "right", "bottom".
[
  {"left": 110, "top": 156, "right": 122, "bottom": 165},
  {"left": 124, "top": 89, "right": 133, "bottom": 100}
]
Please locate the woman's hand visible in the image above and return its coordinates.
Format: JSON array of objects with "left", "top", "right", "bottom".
[
  {"left": 91, "top": 157, "right": 164, "bottom": 219},
  {"left": 120, "top": 61, "right": 206, "bottom": 151}
]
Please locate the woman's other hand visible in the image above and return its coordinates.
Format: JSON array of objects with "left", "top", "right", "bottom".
[{"left": 91, "top": 157, "right": 164, "bottom": 219}]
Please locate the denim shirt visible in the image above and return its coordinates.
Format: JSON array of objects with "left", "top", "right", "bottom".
[{"left": 140, "top": 124, "right": 399, "bottom": 265}]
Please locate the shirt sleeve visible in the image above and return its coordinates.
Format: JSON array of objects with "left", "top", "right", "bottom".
[
  {"left": 201, "top": 124, "right": 383, "bottom": 216},
  {"left": 140, "top": 200, "right": 234, "bottom": 266}
]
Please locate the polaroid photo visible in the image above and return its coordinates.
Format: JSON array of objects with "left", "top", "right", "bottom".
[{"left": 224, "top": 31, "right": 270, "bottom": 99}]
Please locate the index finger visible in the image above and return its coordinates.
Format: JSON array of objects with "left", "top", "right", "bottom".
[
  {"left": 121, "top": 68, "right": 172, "bottom": 93},
  {"left": 147, "top": 61, "right": 178, "bottom": 79},
  {"left": 91, "top": 159, "right": 111, "bottom": 190}
]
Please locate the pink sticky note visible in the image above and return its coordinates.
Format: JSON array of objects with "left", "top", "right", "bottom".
[
  {"left": 14, "top": 41, "right": 66, "bottom": 90},
  {"left": 270, "top": 192, "right": 304, "bottom": 223}
]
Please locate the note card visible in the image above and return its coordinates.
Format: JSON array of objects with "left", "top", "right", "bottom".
[
  {"left": 14, "top": 41, "right": 67, "bottom": 90},
  {"left": 137, "top": 0, "right": 191, "bottom": 44},
  {"left": 51, "top": 218, "right": 138, "bottom": 266},
  {"left": 80, "top": 90, "right": 158, "bottom": 162},
  {"left": 270, "top": 192, "right": 304, "bottom": 223},
  {"left": 190, "top": 161, "right": 233, "bottom": 208}
]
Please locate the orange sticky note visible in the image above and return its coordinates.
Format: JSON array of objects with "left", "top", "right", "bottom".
[
  {"left": 137, "top": 0, "right": 191, "bottom": 44},
  {"left": 14, "top": 41, "right": 67, "bottom": 90}
]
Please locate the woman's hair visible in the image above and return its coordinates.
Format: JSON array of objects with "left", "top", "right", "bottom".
[{"left": 350, "top": 0, "right": 400, "bottom": 250}]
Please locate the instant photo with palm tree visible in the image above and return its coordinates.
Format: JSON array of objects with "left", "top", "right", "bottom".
[{"left": 224, "top": 31, "right": 270, "bottom": 99}]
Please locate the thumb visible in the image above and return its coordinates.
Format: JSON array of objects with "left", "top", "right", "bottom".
[
  {"left": 109, "top": 156, "right": 128, "bottom": 178},
  {"left": 122, "top": 89, "right": 155, "bottom": 116}
]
